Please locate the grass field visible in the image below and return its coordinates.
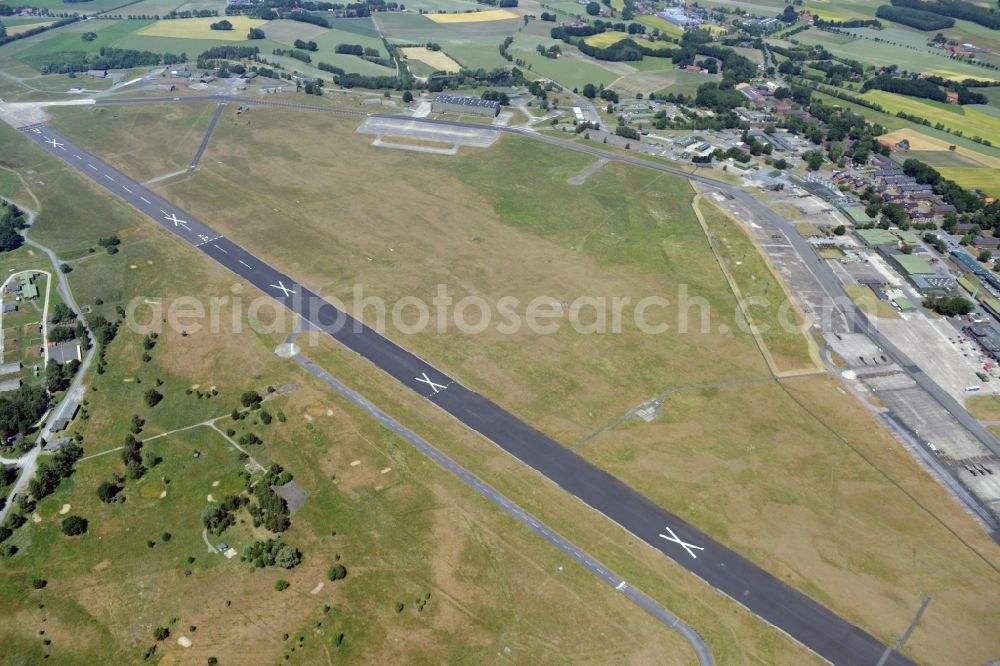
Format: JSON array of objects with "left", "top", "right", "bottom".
[
  {"left": 698, "top": 198, "right": 815, "bottom": 373},
  {"left": 425, "top": 8, "right": 518, "bottom": 23},
  {"left": 46, "top": 102, "right": 218, "bottom": 182},
  {"left": 966, "top": 393, "right": 1000, "bottom": 419},
  {"left": 513, "top": 45, "right": 621, "bottom": 88},
  {"left": 844, "top": 285, "right": 902, "bottom": 320},
  {"left": 399, "top": 46, "right": 461, "bottom": 72},
  {"left": 583, "top": 30, "right": 633, "bottom": 48},
  {"left": 0, "top": 113, "right": 826, "bottom": 666},
  {"left": 8, "top": 100, "right": 1000, "bottom": 666},
  {"left": 136, "top": 16, "right": 267, "bottom": 41}
]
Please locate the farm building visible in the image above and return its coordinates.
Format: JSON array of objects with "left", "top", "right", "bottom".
[
  {"left": 431, "top": 95, "right": 500, "bottom": 118},
  {"left": 20, "top": 275, "right": 38, "bottom": 300},
  {"left": 2, "top": 303, "right": 16, "bottom": 314}
]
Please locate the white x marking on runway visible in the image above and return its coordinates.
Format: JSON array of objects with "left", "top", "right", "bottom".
[
  {"left": 415, "top": 372, "right": 447, "bottom": 394},
  {"left": 659, "top": 526, "right": 704, "bottom": 559}
]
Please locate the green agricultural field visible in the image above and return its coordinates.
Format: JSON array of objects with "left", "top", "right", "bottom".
[
  {"left": 795, "top": 28, "right": 999, "bottom": 81},
  {"left": 309, "top": 23, "right": 387, "bottom": 58},
  {"left": 7, "top": 0, "right": 137, "bottom": 12},
  {"left": 117, "top": 0, "right": 189, "bottom": 16},
  {"left": 937, "top": 167, "right": 1000, "bottom": 196},
  {"left": 514, "top": 47, "right": 621, "bottom": 88},
  {"left": 13, "top": 19, "right": 151, "bottom": 72},
  {"left": 860, "top": 89, "right": 1000, "bottom": 142},
  {"left": 635, "top": 14, "right": 685, "bottom": 39}
]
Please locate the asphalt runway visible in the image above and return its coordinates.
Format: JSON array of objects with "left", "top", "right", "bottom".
[{"left": 18, "top": 123, "right": 912, "bottom": 666}]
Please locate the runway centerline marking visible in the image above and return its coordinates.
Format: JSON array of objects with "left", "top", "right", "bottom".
[
  {"left": 104, "top": 174, "right": 115, "bottom": 182},
  {"left": 87, "top": 163, "right": 97, "bottom": 171},
  {"left": 139, "top": 196, "right": 151, "bottom": 204},
  {"left": 415, "top": 372, "right": 448, "bottom": 394},
  {"left": 238, "top": 260, "right": 252, "bottom": 269},
  {"left": 122, "top": 185, "right": 132, "bottom": 193},
  {"left": 213, "top": 244, "right": 228, "bottom": 254},
  {"left": 659, "top": 526, "right": 704, "bottom": 559}
]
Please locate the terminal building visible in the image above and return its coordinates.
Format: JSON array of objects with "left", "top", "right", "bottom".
[{"left": 431, "top": 94, "right": 500, "bottom": 118}]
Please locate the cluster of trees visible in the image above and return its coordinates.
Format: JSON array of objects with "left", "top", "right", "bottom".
[
  {"left": 273, "top": 47, "right": 312, "bottom": 63},
  {"left": 163, "top": 8, "right": 217, "bottom": 18},
  {"left": 29, "top": 440, "right": 84, "bottom": 502},
  {"left": 923, "top": 295, "right": 975, "bottom": 316},
  {"left": 335, "top": 43, "right": 379, "bottom": 58},
  {"left": 875, "top": 5, "right": 954, "bottom": 30},
  {"left": 539, "top": 11, "right": 556, "bottom": 21},
  {"left": 0, "top": 201, "right": 26, "bottom": 252},
  {"left": 39, "top": 47, "right": 183, "bottom": 74},
  {"left": 480, "top": 89, "right": 510, "bottom": 105},
  {"left": 45, "top": 358, "right": 80, "bottom": 394},
  {"left": 287, "top": 9, "right": 329, "bottom": 27},
  {"left": 863, "top": 73, "right": 948, "bottom": 101},
  {"left": 244, "top": 539, "right": 302, "bottom": 569},
  {"left": 248, "top": 27, "right": 265, "bottom": 39},
  {"left": 209, "top": 19, "right": 233, "bottom": 30},
  {"left": 294, "top": 38, "right": 319, "bottom": 52},
  {"left": 0, "top": 385, "right": 48, "bottom": 444},
  {"left": 891, "top": 0, "right": 1000, "bottom": 30},
  {"left": 247, "top": 465, "right": 293, "bottom": 532},
  {"left": 202, "top": 494, "right": 246, "bottom": 535}
]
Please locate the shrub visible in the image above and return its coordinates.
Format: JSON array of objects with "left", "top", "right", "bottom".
[
  {"left": 60, "top": 515, "right": 88, "bottom": 536},
  {"left": 274, "top": 579, "right": 290, "bottom": 591},
  {"left": 327, "top": 564, "right": 347, "bottom": 581},
  {"left": 153, "top": 626, "right": 170, "bottom": 641},
  {"left": 31, "top": 578, "right": 47, "bottom": 589}
]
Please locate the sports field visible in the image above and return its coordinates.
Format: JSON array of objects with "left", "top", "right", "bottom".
[
  {"left": 425, "top": 8, "right": 518, "bottom": 23},
  {"left": 136, "top": 16, "right": 267, "bottom": 41},
  {"left": 400, "top": 46, "right": 461, "bottom": 73}
]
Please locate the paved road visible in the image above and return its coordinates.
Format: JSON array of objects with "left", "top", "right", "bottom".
[
  {"left": 18, "top": 123, "right": 913, "bottom": 666},
  {"left": 293, "top": 352, "right": 714, "bottom": 665},
  {"left": 190, "top": 101, "right": 226, "bottom": 168},
  {"left": 0, "top": 199, "right": 96, "bottom": 524}
]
